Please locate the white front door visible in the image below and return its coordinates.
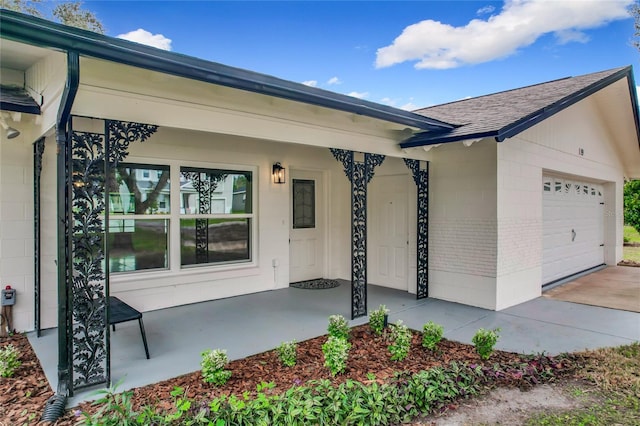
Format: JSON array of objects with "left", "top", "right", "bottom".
[
  {"left": 289, "top": 170, "right": 325, "bottom": 282},
  {"left": 368, "top": 174, "right": 409, "bottom": 290},
  {"left": 542, "top": 175, "right": 605, "bottom": 284}
]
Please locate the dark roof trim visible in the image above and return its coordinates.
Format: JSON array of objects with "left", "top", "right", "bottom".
[
  {"left": 624, "top": 68, "right": 640, "bottom": 151},
  {"left": 400, "top": 130, "right": 498, "bottom": 148},
  {"left": 0, "top": 86, "right": 41, "bottom": 114},
  {"left": 0, "top": 10, "right": 454, "bottom": 132},
  {"left": 400, "top": 66, "right": 638, "bottom": 148}
]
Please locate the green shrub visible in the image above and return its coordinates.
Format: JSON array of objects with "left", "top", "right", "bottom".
[
  {"left": 322, "top": 336, "right": 351, "bottom": 376},
  {"left": 201, "top": 349, "right": 232, "bottom": 385},
  {"left": 86, "top": 356, "right": 572, "bottom": 425},
  {"left": 388, "top": 320, "right": 412, "bottom": 361},
  {"left": 0, "top": 344, "right": 21, "bottom": 378},
  {"left": 422, "top": 321, "right": 444, "bottom": 350},
  {"left": 369, "top": 304, "right": 389, "bottom": 336},
  {"left": 277, "top": 340, "right": 297, "bottom": 367},
  {"left": 327, "top": 314, "right": 350, "bottom": 340},
  {"left": 81, "top": 379, "right": 138, "bottom": 426},
  {"left": 472, "top": 328, "right": 501, "bottom": 360}
]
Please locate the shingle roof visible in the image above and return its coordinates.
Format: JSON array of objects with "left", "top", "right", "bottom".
[{"left": 401, "top": 66, "right": 633, "bottom": 148}]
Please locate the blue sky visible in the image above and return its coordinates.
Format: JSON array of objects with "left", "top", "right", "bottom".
[{"left": 82, "top": 0, "right": 636, "bottom": 110}]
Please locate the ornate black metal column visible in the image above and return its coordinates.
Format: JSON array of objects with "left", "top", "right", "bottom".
[
  {"left": 64, "top": 118, "right": 157, "bottom": 393},
  {"left": 403, "top": 159, "right": 429, "bottom": 299},
  {"left": 33, "top": 138, "right": 45, "bottom": 337},
  {"left": 330, "top": 149, "right": 385, "bottom": 319},
  {"left": 68, "top": 119, "right": 109, "bottom": 390}
]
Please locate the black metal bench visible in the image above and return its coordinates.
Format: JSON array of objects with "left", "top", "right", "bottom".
[{"left": 109, "top": 296, "right": 150, "bottom": 359}]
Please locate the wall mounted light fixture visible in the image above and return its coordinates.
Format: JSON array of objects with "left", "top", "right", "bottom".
[
  {"left": 272, "top": 162, "right": 285, "bottom": 184},
  {"left": 0, "top": 116, "right": 20, "bottom": 139}
]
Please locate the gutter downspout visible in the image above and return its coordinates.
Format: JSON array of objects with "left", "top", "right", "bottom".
[{"left": 41, "top": 50, "right": 79, "bottom": 422}]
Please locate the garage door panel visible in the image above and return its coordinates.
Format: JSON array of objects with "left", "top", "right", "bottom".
[{"left": 542, "top": 175, "right": 604, "bottom": 284}]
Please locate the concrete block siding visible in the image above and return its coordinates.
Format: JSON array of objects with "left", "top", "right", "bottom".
[
  {"left": 0, "top": 132, "right": 35, "bottom": 331},
  {"left": 495, "top": 96, "right": 625, "bottom": 310}
]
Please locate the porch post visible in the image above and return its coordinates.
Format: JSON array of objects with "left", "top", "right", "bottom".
[
  {"left": 33, "top": 138, "right": 45, "bottom": 337},
  {"left": 403, "top": 159, "right": 429, "bottom": 299},
  {"left": 330, "top": 149, "right": 385, "bottom": 319},
  {"left": 68, "top": 117, "right": 110, "bottom": 391},
  {"left": 63, "top": 118, "right": 158, "bottom": 393}
]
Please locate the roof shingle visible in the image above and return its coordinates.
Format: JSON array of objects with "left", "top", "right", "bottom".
[{"left": 402, "top": 66, "right": 632, "bottom": 147}]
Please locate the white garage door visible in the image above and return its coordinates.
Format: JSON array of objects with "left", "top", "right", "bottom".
[{"left": 542, "top": 175, "right": 604, "bottom": 285}]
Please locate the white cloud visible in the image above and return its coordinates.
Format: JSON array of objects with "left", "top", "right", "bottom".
[
  {"left": 400, "top": 102, "right": 419, "bottom": 111},
  {"left": 554, "top": 29, "right": 590, "bottom": 45},
  {"left": 348, "top": 91, "right": 369, "bottom": 99},
  {"left": 117, "top": 29, "right": 172, "bottom": 50},
  {"left": 477, "top": 5, "right": 495, "bottom": 15},
  {"left": 327, "top": 76, "right": 341, "bottom": 85},
  {"left": 302, "top": 80, "right": 318, "bottom": 87},
  {"left": 380, "top": 97, "right": 396, "bottom": 106},
  {"left": 376, "top": 0, "right": 631, "bottom": 70}
]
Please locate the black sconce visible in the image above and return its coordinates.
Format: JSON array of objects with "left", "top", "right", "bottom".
[{"left": 272, "top": 162, "right": 285, "bottom": 184}]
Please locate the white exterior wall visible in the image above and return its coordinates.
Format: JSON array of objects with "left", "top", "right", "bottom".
[
  {"left": 0, "top": 131, "right": 35, "bottom": 332},
  {"left": 496, "top": 97, "right": 626, "bottom": 310},
  {"left": 427, "top": 140, "right": 498, "bottom": 310},
  {"left": 0, "top": 51, "right": 65, "bottom": 333},
  {"left": 33, "top": 124, "right": 358, "bottom": 327}
]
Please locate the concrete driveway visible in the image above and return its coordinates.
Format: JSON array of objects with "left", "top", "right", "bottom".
[{"left": 543, "top": 266, "right": 640, "bottom": 313}]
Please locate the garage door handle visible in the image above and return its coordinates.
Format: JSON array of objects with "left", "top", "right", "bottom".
[{"left": 571, "top": 229, "right": 576, "bottom": 242}]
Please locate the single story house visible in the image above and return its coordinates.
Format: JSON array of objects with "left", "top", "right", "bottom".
[{"left": 1, "top": 10, "right": 639, "bottom": 398}]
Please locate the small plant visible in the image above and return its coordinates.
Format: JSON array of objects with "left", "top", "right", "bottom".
[
  {"left": 388, "top": 320, "right": 412, "bottom": 361},
  {"left": 327, "top": 314, "right": 350, "bottom": 340},
  {"left": 277, "top": 340, "right": 297, "bottom": 367},
  {"left": 369, "top": 304, "right": 389, "bottom": 335},
  {"left": 472, "top": 328, "right": 501, "bottom": 360},
  {"left": 322, "top": 336, "right": 351, "bottom": 376},
  {"left": 201, "top": 349, "right": 232, "bottom": 385},
  {"left": 422, "top": 321, "right": 444, "bottom": 350},
  {"left": 82, "top": 378, "right": 137, "bottom": 425},
  {"left": 0, "top": 344, "right": 21, "bottom": 378}
]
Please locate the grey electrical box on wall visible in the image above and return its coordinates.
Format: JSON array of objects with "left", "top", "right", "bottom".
[{"left": 1, "top": 286, "right": 16, "bottom": 306}]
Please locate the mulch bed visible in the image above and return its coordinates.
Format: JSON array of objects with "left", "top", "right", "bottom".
[
  {"left": 1, "top": 325, "right": 577, "bottom": 425},
  {"left": 0, "top": 334, "right": 54, "bottom": 424}
]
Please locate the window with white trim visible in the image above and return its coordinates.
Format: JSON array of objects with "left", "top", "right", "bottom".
[
  {"left": 107, "top": 163, "right": 170, "bottom": 273},
  {"left": 179, "top": 167, "right": 253, "bottom": 267}
]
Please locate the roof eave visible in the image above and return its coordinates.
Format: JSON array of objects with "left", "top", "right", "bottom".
[
  {"left": 399, "top": 130, "right": 497, "bottom": 149},
  {"left": 0, "top": 10, "right": 455, "bottom": 132},
  {"left": 0, "top": 100, "right": 40, "bottom": 115}
]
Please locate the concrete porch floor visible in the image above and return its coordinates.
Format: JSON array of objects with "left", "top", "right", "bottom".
[{"left": 29, "top": 282, "right": 640, "bottom": 406}]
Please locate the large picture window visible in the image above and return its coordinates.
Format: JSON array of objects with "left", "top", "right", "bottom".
[
  {"left": 107, "top": 164, "right": 170, "bottom": 273},
  {"left": 180, "top": 167, "right": 252, "bottom": 267}
]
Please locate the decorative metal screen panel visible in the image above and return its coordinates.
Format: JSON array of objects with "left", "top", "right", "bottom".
[
  {"left": 330, "top": 149, "right": 385, "bottom": 319},
  {"left": 69, "top": 127, "right": 109, "bottom": 389},
  {"left": 403, "top": 159, "right": 429, "bottom": 299},
  {"left": 65, "top": 118, "right": 158, "bottom": 393},
  {"left": 33, "top": 138, "right": 45, "bottom": 337}
]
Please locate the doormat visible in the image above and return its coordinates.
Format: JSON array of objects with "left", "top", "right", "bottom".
[{"left": 290, "top": 279, "right": 341, "bottom": 290}]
